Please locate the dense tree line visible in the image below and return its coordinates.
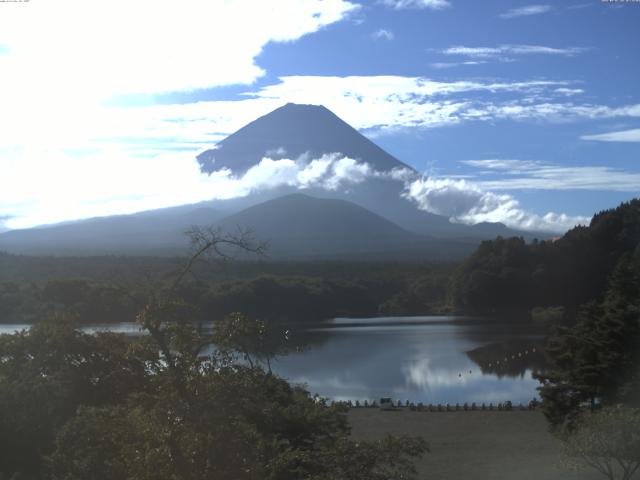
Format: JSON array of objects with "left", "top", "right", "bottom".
[
  {"left": 0, "top": 227, "right": 448, "bottom": 478},
  {"left": 451, "top": 200, "right": 640, "bottom": 429},
  {"left": 452, "top": 199, "right": 640, "bottom": 315},
  {"left": 1, "top": 227, "right": 429, "bottom": 479},
  {"left": 0, "top": 269, "right": 455, "bottom": 325},
  {"left": 536, "top": 253, "right": 640, "bottom": 428},
  {"left": 0, "top": 311, "right": 427, "bottom": 479},
  {"left": 0, "top": 252, "right": 453, "bottom": 286},
  {"left": 0, "top": 279, "right": 145, "bottom": 324}
]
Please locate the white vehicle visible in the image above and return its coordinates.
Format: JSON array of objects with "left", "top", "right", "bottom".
[{"left": 379, "top": 397, "right": 395, "bottom": 410}]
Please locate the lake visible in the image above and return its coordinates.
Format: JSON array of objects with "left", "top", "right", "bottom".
[{"left": 0, "top": 316, "right": 545, "bottom": 405}]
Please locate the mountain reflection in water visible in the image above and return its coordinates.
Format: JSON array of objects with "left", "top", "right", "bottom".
[
  {"left": 271, "top": 316, "right": 546, "bottom": 404},
  {"left": 0, "top": 316, "right": 546, "bottom": 404}
]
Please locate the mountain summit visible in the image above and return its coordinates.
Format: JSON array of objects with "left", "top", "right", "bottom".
[
  {"left": 0, "top": 104, "right": 540, "bottom": 257},
  {"left": 197, "top": 103, "right": 411, "bottom": 174},
  {"left": 196, "top": 103, "right": 530, "bottom": 240}
]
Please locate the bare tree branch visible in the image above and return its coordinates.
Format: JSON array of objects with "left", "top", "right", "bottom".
[{"left": 171, "top": 225, "right": 267, "bottom": 292}]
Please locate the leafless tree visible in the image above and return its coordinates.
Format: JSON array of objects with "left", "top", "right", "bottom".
[{"left": 171, "top": 225, "right": 267, "bottom": 291}]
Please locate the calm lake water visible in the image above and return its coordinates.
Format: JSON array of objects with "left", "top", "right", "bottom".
[{"left": 0, "top": 316, "right": 545, "bottom": 405}]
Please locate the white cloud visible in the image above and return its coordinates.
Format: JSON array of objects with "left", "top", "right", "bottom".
[
  {"left": 462, "top": 101, "right": 640, "bottom": 124},
  {"left": 581, "top": 128, "right": 640, "bottom": 142},
  {"left": 236, "top": 153, "right": 377, "bottom": 193},
  {"left": 0, "top": 148, "right": 221, "bottom": 229},
  {"left": 0, "top": 151, "right": 386, "bottom": 229},
  {"left": 499, "top": 5, "right": 552, "bottom": 19},
  {"left": 442, "top": 45, "right": 586, "bottom": 58},
  {"left": 0, "top": 0, "right": 359, "bottom": 157},
  {"left": 380, "top": 0, "right": 451, "bottom": 9},
  {"left": 403, "top": 177, "right": 589, "bottom": 232},
  {"left": 253, "top": 75, "right": 566, "bottom": 100},
  {"left": 245, "top": 76, "right": 640, "bottom": 132},
  {"left": 247, "top": 76, "right": 585, "bottom": 130},
  {"left": 0, "top": 0, "right": 358, "bottom": 98},
  {"left": 372, "top": 29, "right": 395, "bottom": 40},
  {"left": 429, "top": 61, "right": 486, "bottom": 69},
  {"left": 0, "top": 216, "right": 12, "bottom": 234},
  {"left": 2, "top": 138, "right": 593, "bottom": 234},
  {"left": 2, "top": 75, "right": 635, "bottom": 158},
  {"left": 554, "top": 88, "right": 584, "bottom": 96},
  {"left": 461, "top": 159, "right": 541, "bottom": 172},
  {"left": 2, "top": 70, "right": 638, "bottom": 231},
  {"left": 460, "top": 158, "right": 640, "bottom": 192}
]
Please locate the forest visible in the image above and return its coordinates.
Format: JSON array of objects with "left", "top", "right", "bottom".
[
  {"left": 0, "top": 255, "right": 454, "bottom": 325},
  {"left": 0, "top": 229, "right": 434, "bottom": 479},
  {"left": 1, "top": 200, "right": 639, "bottom": 479},
  {"left": 453, "top": 200, "right": 640, "bottom": 429},
  {"left": 452, "top": 199, "right": 640, "bottom": 316}
]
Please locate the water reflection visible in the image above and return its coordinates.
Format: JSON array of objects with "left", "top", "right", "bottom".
[
  {"left": 0, "top": 322, "right": 143, "bottom": 335},
  {"left": 1, "top": 316, "right": 546, "bottom": 404},
  {"left": 466, "top": 340, "right": 546, "bottom": 378},
  {"left": 272, "top": 317, "right": 545, "bottom": 404}
]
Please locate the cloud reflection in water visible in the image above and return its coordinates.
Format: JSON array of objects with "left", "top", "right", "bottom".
[{"left": 272, "top": 317, "right": 544, "bottom": 404}]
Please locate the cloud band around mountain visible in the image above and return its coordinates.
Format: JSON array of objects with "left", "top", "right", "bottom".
[
  {"left": 209, "top": 154, "right": 590, "bottom": 233},
  {"left": 0, "top": 147, "right": 588, "bottom": 234},
  {"left": 402, "top": 177, "right": 590, "bottom": 233}
]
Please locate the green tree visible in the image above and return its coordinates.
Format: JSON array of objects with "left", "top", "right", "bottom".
[
  {"left": 2, "top": 227, "right": 428, "bottom": 479},
  {"left": 561, "top": 407, "right": 640, "bottom": 480},
  {"left": 451, "top": 199, "right": 640, "bottom": 315},
  {"left": 48, "top": 314, "right": 428, "bottom": 480},
  {"left": 536, "top": 255, "right": 640, "bottom": 429},
  {"left": 213, "top": 312, "right": 295, "bottom": 372},
  {"left": 0, "top": 316, "right": 153, "bottom": 479}
]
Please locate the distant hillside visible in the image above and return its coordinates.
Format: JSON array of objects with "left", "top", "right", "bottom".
[
  {"left": 217, "top": 193, "right": 475, "bottom": 260},
  {"left": 0, "top": 193, "right": 477, "bottom": 260},
  {"left": 451, "top": 198, "right": 640, "bottom": 314},
  {"left": 0, "top": 204, "right": 224, "bottom": 256},
  {"left": 0, "top": 103, "right": 546, "bottom": 255}
]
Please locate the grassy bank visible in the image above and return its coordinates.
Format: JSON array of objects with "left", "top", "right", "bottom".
[{"left": 348, "top": 409, "right": 601, "bottom": 480}]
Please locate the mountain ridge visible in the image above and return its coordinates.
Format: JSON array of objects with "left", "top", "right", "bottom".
[
  {"left": 0, "top": 193, "right": 477, "bottom": 259},
  {"left": 0, "top": 103, "right": 546, "bottom": 256},
  {"left": 215, "top": 193, "right": 475, "bottom": 260},
  {"left": 197, "top": 103, "right": 412, "bottom": 174}
]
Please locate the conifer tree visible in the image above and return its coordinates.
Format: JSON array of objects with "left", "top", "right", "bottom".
[{"left": 537, "top": 254, "right": 640, "bottom": 429}]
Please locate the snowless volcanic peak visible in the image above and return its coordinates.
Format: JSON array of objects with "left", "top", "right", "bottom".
[{"left": 196, "top": 103, "right": 412, "bottom": 174}]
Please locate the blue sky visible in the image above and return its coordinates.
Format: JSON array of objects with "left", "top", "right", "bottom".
[{"left": 0, "top": 0, "right": 638, "bottom": 232}]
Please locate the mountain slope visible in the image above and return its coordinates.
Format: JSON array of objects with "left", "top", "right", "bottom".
[
  {"left": 196, "top": 103, "right": 534, "bottom": 240},
  {"left": 0, "top": 103, "right": 543, "bottom": 256},
  {"left": 197, "top": 103, "right": 411, "bottom": 174},
  {"left": 0, "top": 204, "right": 223, "bottom": 255},
  {"left": 0, "top": 194, "right": 477, "bottom": 259},
  {"left": 216, "top": 193, "right": 475, "bottom": 259},
  {"left": 219, "top": 192, "right": 409, "bottom": 239}
]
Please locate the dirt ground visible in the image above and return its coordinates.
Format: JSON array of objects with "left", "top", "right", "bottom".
[{"left": 348, "top": 409, "right": 602, "bottom": 480}]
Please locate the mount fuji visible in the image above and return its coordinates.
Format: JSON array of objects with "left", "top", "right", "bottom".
[{"left": 0, "top": 103, "right": 534, "bottom": 258}]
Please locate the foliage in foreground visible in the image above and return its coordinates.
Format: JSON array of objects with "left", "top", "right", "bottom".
[
  {"left": 535, "top": 254, "right": 640, "bottom": 429},
  {"left": 0, "top": 312, "right": 427, "bottom": 480},
  {"left": 453, "top": 200, "right": 640, "bottom": 429},
  {"left": 561, "top": 406, "right": 640, "bottom": 480}
]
